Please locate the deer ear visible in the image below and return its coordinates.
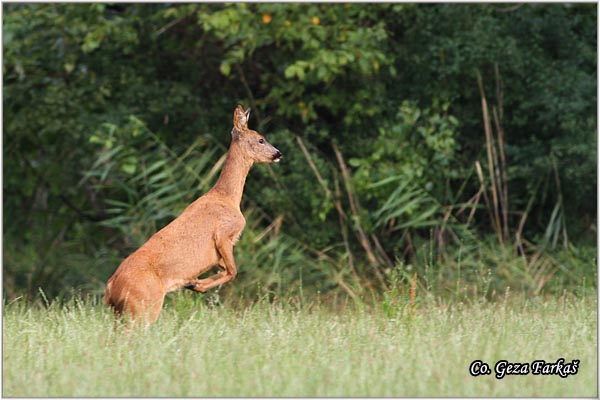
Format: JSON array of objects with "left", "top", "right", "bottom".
[{"left": 233, "top": 105, "right": 249, "bottom": 131}]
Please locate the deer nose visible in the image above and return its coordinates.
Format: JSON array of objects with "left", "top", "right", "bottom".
[{"left": 273, "top": 150, "right": 282, "bottom": 162}]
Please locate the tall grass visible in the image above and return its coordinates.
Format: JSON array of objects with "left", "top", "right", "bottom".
[
  {"left": 3, "top": 294, "right": 596, "bottom": 397},
  {"left": 5, "top": 101, "right": 585, "bottom": 312},
  {"left": 95, "top": 120, "right": 593, "bottom": 304}
]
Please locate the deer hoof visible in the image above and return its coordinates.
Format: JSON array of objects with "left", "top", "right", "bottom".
[{"left": 184, "top": 283, "right": 198, "bottom": 291}]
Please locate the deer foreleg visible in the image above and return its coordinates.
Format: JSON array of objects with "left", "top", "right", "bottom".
[
  {"left": 185, "top": 234, "right": 238, "bottom": 293},
  {"left": 184, "top": 270, "right": 227, "bottom": 292}
]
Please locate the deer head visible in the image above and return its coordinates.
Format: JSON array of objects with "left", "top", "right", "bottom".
[{"left": 232, "top": 105, "right": 282, "bottom": 163}]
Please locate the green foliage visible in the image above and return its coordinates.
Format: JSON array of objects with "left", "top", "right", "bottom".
[
  {"left": 198, "top": 3, "right": 391, "bottom": 126},
  {"left": 391, "top": 3, "right": 597, "bottom": 236},
  {"left": 381, "top": 266, "right": 418, "bottom": 319},
  {"left": 3, "top": 3, "right": 596, "bottom": 301},
  {"left": 350, "top": 101, "right": 460, "bottom": 196},
  {"left": 83, "top": 115, "right": 218, "bottom": 245}
]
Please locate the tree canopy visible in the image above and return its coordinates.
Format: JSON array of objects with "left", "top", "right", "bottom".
[{"left": 3, "top": 3, "right": 596, "bottom": 300}]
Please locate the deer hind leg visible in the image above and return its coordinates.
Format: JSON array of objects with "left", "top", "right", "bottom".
[
  {"left": 112, "top": 279, "right": 165, "bottom": 327},
  {"left": 120, "top": 294, "right": 165, "bottom": 328}
]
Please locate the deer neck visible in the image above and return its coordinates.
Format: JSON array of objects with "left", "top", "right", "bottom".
[{"left": 211, "top": 141, "right": 254, "bottom": 207}]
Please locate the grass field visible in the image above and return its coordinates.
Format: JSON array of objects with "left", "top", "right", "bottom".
[{"left": 2, "top": 293, "right": 597, "bottom": 397}]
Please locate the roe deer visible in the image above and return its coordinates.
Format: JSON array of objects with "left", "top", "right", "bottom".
[{"left": 103, "top": 105, "right": 282, "bottom": 324}]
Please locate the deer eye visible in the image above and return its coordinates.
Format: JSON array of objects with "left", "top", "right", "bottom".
[{"left": 258, "top": 138, "right": 265, "bottom": 144}]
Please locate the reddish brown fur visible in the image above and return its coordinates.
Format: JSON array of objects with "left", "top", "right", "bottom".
[{"left": 103, "top": 105, "right": 282, "bottom": 325}]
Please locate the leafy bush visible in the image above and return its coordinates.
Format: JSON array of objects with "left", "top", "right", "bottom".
[{"left": 3, "top": 3, "right": 596, "bottom": 300}]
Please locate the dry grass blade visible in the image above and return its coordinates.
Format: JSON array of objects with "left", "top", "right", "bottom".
[
  {"left": 334, "top": 174, "right": 356, "bottom": 274},
  {"left": 465, "top": 189, "right": 483, "bottom": 227},
  {"left": 491, "top": 107, "right": 508, "bottom": 241},
  {"left": 253, "top": 214, "right": 284, "bottom": 243},
  {"left": 409, "top": 272, "right": 417, "bottom": 314},
  {"left": 332, "top": 142, "right": 386, "bottom": 288},
  {"left": 474, "top": 160, "right": 495, "bottom": 230},
  {"left": 493, "top": 107, "right": 510, "bottom": 241},
  {"left": 477, "top": 71, "right": 503, "bottom": 245},
  {"left": 515, "top": 211, "right": 528, "bottom": 262},
  {"left": 371, "top": 234, "right": 394, "bottom": 269},
  {"left": 296, "top": 135, "right": 330, "bottom": 195},
  {"left": 525, "top": 248, "right": 560, "bottom": 296},
  {"left": 515, "top": 180, "right": 540, "bottom": 261},
  {"left": 296, "top": 135, "right": 358, "bottom": 275},
  {"left": 494, "top": 63, "right": 504, "bottom": 120},
  {"left": 551, "top": 156, "right": 569, "bottom": 248}
]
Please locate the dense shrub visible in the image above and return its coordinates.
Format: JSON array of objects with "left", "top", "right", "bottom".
[{"left": 3, "top": 4, "right": 596, "bottom": 300}]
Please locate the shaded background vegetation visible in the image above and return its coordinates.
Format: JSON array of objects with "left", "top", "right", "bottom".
[{"left": 3, "top": 3, "right": 597, "bottom": 303}]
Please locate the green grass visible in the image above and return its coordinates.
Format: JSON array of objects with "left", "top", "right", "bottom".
[{"left": 2, "top": 293, "right": 597, "bottom": 397}]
